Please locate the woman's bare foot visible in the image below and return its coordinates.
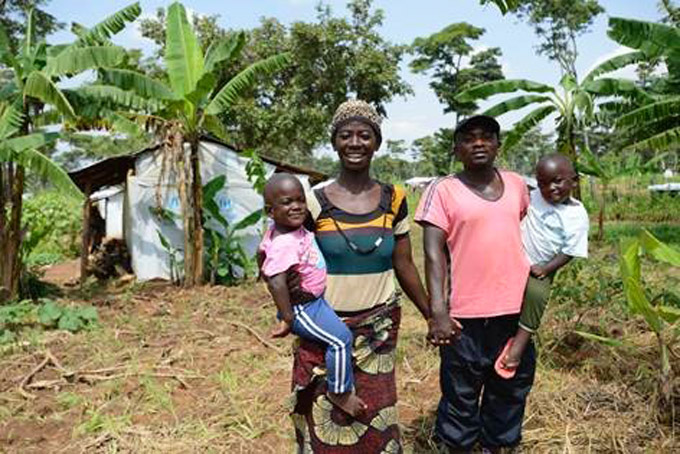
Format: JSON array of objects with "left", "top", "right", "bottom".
[{"left": 327, "top": 390, "right": 367, "bottom": 417}]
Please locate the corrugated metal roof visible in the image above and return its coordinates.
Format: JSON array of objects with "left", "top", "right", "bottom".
[{"left": 68, "top": 137, "right": 327, "bottom": 193}]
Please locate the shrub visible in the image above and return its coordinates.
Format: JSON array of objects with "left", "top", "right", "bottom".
[
  {"left": 22, "top": 191, "right": 82, "bottom": 261},
  {"left": 0, "top": 299, "right": 98, "bottom": 344}
]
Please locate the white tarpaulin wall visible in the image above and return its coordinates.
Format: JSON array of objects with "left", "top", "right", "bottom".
[
  {"left": 125, "top": 141, "right": 310, "bottom": 281},
  {"left": 91, "top": 186, "right": 124, "bottom": 239},
  {"left": 104, "top": 191, "right": 125, "bottom": 239}
]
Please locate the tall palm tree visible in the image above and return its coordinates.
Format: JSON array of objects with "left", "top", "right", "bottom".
[
  {"left": 455, "top": 50, "right": 652, "bottom": 197},
  {"left": 93, "top": 2, "right": 290, "bottom": 286},
  {"left": 608, "top": 17, "right": 680, "bottom": 152},
  {"left": 0, "top": 4, "right": 141, "bottom": 300}
]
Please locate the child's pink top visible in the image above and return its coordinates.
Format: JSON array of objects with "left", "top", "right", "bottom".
[
  {"left": 259, "top": 226, "right": 326, "bottom": 298},
  {"left": 415, "top": 171, "right": 530, "bottom": 318}
]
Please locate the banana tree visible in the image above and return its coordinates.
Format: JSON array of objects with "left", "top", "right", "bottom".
[
  {"left": 0, "top": 5, "right": 139, "bottom": 300},
  {"left": 456, "top": 51, "right": 652, "bottom": 197},
  {"left": 620, "top": 230, "right": 680, "bottom": 405},
  {"left": 576, "top": 230, "right": 680, "bottom": 406},
  {"left": 608, "top": 17, "right": 680, "bottom": 152},
  {"left": 96, "top": 2, "right": 289, "bottom": 286}
]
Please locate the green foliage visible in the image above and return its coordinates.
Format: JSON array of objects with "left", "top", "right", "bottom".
[
  {"left": 550, "top": 256, "right": 624, "bottom": 315},
  {"left": 44, "top": 46, "right": 126, "bottom": 77},
  {"left": 22, "top": 191, "right": 81, "bottom": 261},
  {"left": 573, "top": 330, "right": 624, "bottom": 347},
  {"left": 76, "top": 409, "right": 131, "bottom": 436},
  {"left": 608, "top": 17, "right": 680, "bottom": 152},
  {"left": 97, "top": 1, "right": 290, "bottom": 286},
  {"left": 139, "top": 1, "right": 411, "bottom": 159},
  {"left": 0, "top": 101, "right": 80, "bottom": 198},
  {"left": 580, "top": 177, "right": 680, "bottom": 224},
  {"left": 1, "top": 3, "right": 136, "bottom": 300},
  {"left": 599, "top": 223, "right": 680, "bottom": 247},
  {"left": 455, "top": 45, "right": 652, "bottom": 170},
  {"left": 412, "top": 128, "right": 456, "bottom": 176},
  {"left": 312, "top": 156, "right": 340, "bottom": 177},
  {"left": 410, "top": 23, "right": 504, "bottom": 116},
  {"left": 201, "top": 175, "right": 263, "bottom": 285},
  {"left": 576, "top": 229, "right": 680, "bottom": 402},
  {"left": 37, "top": 300, "right": 98, "bottom": 331},
  {"left": 165, "top": 2, "right": 205, "bottom": 96},
  {"left": 71, "top": 2, "right": 141, "bottom": 46},
  {"left": 0, "top": 0, "right": 63, "bottom": 53},
  {"left": 371, "top": 155, "right": 417, "bottom": 183},
  {"left": 619, "top": 230, "right": 679, "bottom": 395},
  {"left": 0, "top": 299, "right": 98, "bottom": 343},
  {"left": 156, "top": 230, "right": 183, "bottom": 286},
  {"left": 512, "top": 0, "right": 605, "bottom": 76},
  {"left": 496, "top": 127, "right": 554, "bottom": 175},
  {"left": 244, "top": 150, "right": 267, "bottom": 195},
  {"left": 479, "top": 0, "right": 521, "bottom": 15}
]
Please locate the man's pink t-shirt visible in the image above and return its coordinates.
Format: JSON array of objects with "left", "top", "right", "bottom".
[
  {"left": 259, "top": 226, "right": 327, "bottom": 298},
  {"left": 415, "top": 170, "right": 530, "bottom": 318}
]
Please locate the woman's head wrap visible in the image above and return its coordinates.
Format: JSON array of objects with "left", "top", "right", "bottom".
[{"left": 330, "top": 99, "right": 382, "bottom": 147}]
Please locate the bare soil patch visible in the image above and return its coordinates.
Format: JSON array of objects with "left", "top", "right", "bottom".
[{"left": 1, "top": 276, "right": 678, "bottom": 452}]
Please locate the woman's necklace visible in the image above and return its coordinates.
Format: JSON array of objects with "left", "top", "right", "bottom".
[
  {"left": 324, "top": 182, "right": 388, "bottom": 255},
  {"left": 329, "top": 209, "right": 388, "bottom": 255}
]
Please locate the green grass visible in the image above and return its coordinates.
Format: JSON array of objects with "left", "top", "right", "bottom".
[{"left": 599, "top": 222, "right": 680, "bottom": 246}]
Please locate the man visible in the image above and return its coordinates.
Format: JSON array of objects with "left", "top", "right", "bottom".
[{"left": 415, "top": 115, "right": 534, "bottom": 453}]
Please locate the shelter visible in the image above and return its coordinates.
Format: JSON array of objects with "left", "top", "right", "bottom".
[
  {"left": 69, "top": 137, "right": 326, "bottom": 281},
  {"left": 648, "top": 182, "right": 680, "bottom": 197},
  {"left": 404, "top": 176, "right": 436, "bottom": 189}
]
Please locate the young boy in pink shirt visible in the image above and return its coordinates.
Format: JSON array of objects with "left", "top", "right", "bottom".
[
  {"left": 416, "top": 116, "right": 533, "bottom": 453},
  {"left": 259, "top": 173, "right": 366, "bottom": 417}
]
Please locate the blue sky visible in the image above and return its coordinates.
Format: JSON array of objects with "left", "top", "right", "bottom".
[{"left": 45, "top": 0, "right": 663, "bottom": 152}]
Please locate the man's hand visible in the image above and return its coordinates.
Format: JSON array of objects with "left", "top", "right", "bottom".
[
  {"left": 271, "top": 319, "right": 293, "bottom": 338},
  {"left": 530, "top": 264, "right": 547, "bottom": 280},
  {"left": 427, "top": 313, "right": 462, "bottom": 346}
]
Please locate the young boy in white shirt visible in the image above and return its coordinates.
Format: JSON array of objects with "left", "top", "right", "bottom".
[{"left": 496, "top": 153, "right": 589, "bottom": 378}]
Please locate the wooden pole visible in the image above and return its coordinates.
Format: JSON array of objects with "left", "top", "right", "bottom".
[{"left": 80, "top": 185, "right": 92, "bottom": 287}]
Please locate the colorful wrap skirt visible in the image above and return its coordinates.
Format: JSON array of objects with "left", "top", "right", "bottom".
[{"left": 290, "top": 297, "right": 402, "bottom": 454}]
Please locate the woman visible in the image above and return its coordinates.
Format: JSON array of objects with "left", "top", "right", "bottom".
[{"left": 290, "top": 100, "right": 430, "bottom": 453}]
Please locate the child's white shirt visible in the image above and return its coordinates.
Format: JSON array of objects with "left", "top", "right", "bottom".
[{"left": 521, "top": 190, "right": 589, "bottom": 266}]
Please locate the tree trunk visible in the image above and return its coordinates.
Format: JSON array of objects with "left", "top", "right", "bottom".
[
  {"left": 1, "top": 163, "right": 25, "bottom": 300},
  {"left": 568, "top": 137, "right": 582, "bottom": 200},
  {"left": 0, "top": 163, "right": 9, "bottom": 302},
  {"left": 597, "top": 190, "right": 605, "bottom": 242},
  {"left": 80, "top": 185, "right": 92, "bottom": 286},
  {"left": 189, "top": 137, "right": 203, "bottom": 286},
  {"left": 173, "top": 129, "right": 194, "bottom": 287}
]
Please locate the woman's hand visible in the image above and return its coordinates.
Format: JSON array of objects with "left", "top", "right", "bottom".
[{"left": 427, "top": 313, "right": 461, "bottom": 346}]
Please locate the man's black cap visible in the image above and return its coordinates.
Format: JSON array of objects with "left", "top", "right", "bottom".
[{"left": 454, "top": 115, "right": 501, "bottom": 139}]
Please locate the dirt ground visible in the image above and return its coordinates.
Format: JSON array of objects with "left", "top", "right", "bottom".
[
  {"left": 40, "top": 259, "right": 80, "bottom": 286},
  {"left": 0, "top": 274, "right": 678, "bottom": 453}
]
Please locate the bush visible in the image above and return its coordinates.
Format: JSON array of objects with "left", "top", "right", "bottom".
[
  {"left": 22, "top": 191, "right": 82, "bottom": 262},
  {"left": 0, "top": 299, "right": 98, "bottom": 344}
]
